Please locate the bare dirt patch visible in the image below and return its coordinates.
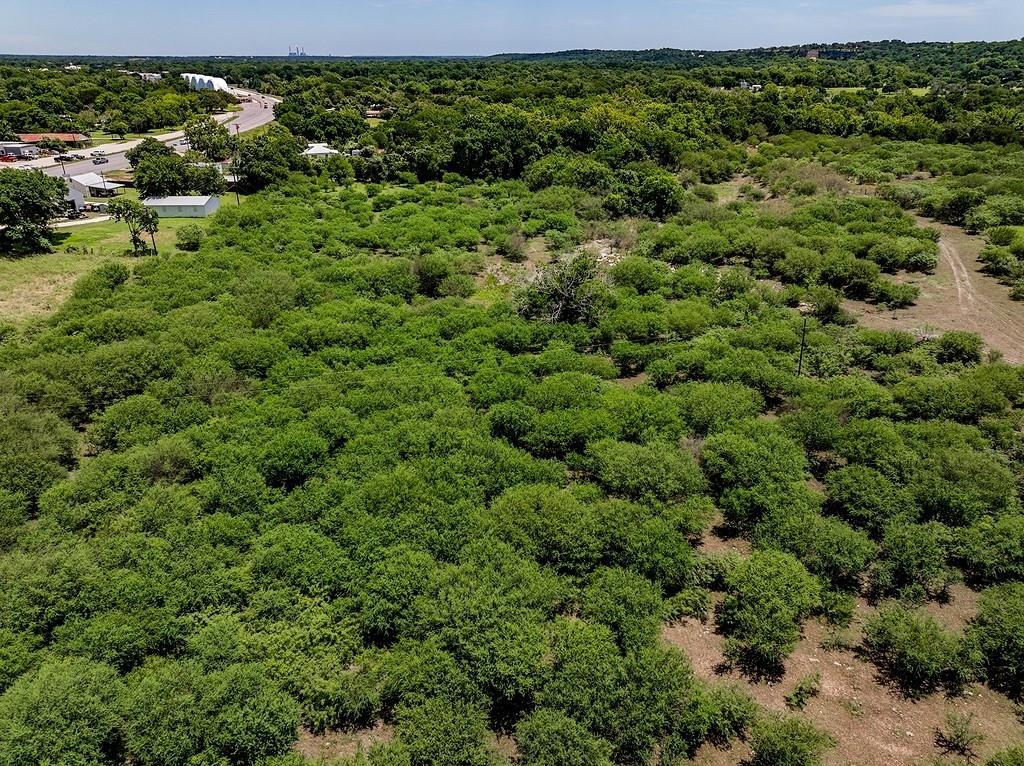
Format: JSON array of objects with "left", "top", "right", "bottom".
[
  {"left": 476, "top": 237, "right": 551, "bottom": 290},
  {"left": 845, "top": 217, "right": 1024, "bottom": 363},
  {"left": 581, "top": 238, "right": 622, "bottom": 268},
  {"left": 293, "top": 722, "right": 394, "bottom": 761},
  {"left": 666, "top": 591, "right": 1023, "bottom": 766},
  {"left": 713, "top": 176, "right": 761, "bottom": 205},
  {"left": 922, "top": 583, "right": 981, "bottom": 633},
  {"left": 614, "top": 372, "right": 649, "bottom": 389},
  {"left": 698, "top": 523, "right": 752, "bottom": 557}
]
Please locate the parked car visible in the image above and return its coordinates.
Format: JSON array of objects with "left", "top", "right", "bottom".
[
  {"left": 92, "top": 157, "right": 109, "bottom": 165},
  {"left": 0, "top": 155, "right": 17, "bottom": 163},
  {"left": 55, "top": 154, "right": 72, "bottom": 162},
  {"left": 90, "top": 150, "right": 105, "bottom": 157}
]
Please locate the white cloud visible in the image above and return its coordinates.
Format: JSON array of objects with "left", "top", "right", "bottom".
[{"left": 871, "top": 0, "right": 979, "bottom": 18}]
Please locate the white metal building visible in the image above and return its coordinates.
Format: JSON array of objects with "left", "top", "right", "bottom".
[
  {"left": 302, "top": 142, "right": 340, "bottom": 160},
  {"left": 63, "top": 181, "right": 86, "bottom": 211},
  {"left": 181, "top": 73, "right": 231, "bottom": 92},
  {"left": 68, "top": 172, "right": 124, "bottom": 197},
  {"left": 143, "top": 196, "right": 220, "bottom": 218}
]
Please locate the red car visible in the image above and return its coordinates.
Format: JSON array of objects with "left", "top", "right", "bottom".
[{"left": 0, "top": 155, "right": 17, "bottom": 163}]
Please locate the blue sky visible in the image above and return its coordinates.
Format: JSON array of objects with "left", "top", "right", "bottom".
[{"left": 4, "top": 0, "right": 1022, "bottom": 56}]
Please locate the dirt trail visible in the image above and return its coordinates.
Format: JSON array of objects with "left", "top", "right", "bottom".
[{"left": 845, "top": 216, "right": 1024, "bottom": 363}]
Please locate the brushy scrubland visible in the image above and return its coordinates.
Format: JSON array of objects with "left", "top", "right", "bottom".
[
  {"left": 1, "top": 47, "right": 1024, "bottom": 766},
  {"left": 755, "top": 133, "right": 1024, "bottom": 298},
  {"left": 1, "top": 174, "right": 1022, "bottom": 766}
]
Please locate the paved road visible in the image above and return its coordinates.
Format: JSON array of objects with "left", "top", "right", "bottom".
[{"left": 27, "top": 88, "right": 278, "bottom": 179}]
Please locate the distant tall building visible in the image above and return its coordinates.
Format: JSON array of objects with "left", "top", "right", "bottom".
[{"left": 288, "top": 46, "right": 308, "bottom": 57}]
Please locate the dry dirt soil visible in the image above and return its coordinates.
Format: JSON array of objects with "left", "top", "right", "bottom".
[
  {"left": 294, "top": 722, "right": 394, "bottom": 762},
  {"left": 845, "top": 216, "right": 1024, "bottom": 364},
  {"left": 666, "top": 536, "right": 1024, "bottom": 766}
]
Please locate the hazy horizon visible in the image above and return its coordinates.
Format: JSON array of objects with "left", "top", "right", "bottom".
[{"left": 3, "top": 0, "right": 1023, "bottom": 58}]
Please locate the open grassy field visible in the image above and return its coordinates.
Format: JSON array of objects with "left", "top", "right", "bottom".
[
  {"left": 826, "top": 86, "right": 930, "bottom": 96},
  {"left": 0, "top": 248, "right": 134, "bottom": 326},
  {"left": 0, "top": 213, "right": 221, "bottom": 326}
]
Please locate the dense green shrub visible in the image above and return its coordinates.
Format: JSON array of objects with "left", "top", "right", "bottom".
[
  {"left": 717, "top": 551, "right": 821, "bottom": 676},
  {"left": 749, "top": 714, "right": 835, "bottom": 766},
  {"left": 863, "top": 605, "right": 974, "bottom": 695},
  {"left": 175, "top": 223, "right": 207, "bottom": 252},
  {"left": 988, "top": 746, "right": 1024, "bottom": 766},
  {"left": 871, "top": 521, "right": 959, "bottom": 600},
  {"left": 1, "top": 73, "right": 1024, "bottom": 763},
  {"left": 0, "top": 658, "right": 123, "bottom": 766},
  {"left": 516, "top": 708, "right": 613, "bottom": 766},
  {"left": 967, "top": 584, "right": 1024, "bottom": 699}
]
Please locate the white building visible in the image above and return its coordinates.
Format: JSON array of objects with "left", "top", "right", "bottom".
[
  {"left": 302, "top": 142, "right": 340, "bottom": 160},
  {"left": 64, "top": 184, "right": 85, "bottom": 212},
  {"left": 68, "top": 172, "right": 124, "bottom": 198},
  {"left": 143, "top": 196, "right": 220, "bottom": 218},
  {"left": 181, "top": 73, "right": 231, "bottom": 92}
]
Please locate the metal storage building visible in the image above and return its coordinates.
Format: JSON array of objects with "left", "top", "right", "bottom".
[{"left": 142, "top": 196, "right": 221, "bottom": 218}]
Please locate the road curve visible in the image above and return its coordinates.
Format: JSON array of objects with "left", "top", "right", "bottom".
[{"left": 24, "top": 88, "right": 279, "bottom": 179}]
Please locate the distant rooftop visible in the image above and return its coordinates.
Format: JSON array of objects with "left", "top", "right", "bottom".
[
  {"left": 18, "top": 132, "right": 89, "bottom": 143},
  {"left": 143, "top": 196, "right": 216, "bottom": 205}
]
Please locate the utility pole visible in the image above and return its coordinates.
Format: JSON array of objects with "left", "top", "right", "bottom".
[
  {"left": 796, "top": 302, "right": 814, "bottom": 377},
  {"left": 232, "top": 123, "right": 241, "bottom": 205},
  {"left": 797, "top": 314, "right": 808, "bottom": 377}
]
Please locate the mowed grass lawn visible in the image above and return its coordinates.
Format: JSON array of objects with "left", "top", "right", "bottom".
[{"left": 0, "top": 207, "right": 228, "bottom": 326}]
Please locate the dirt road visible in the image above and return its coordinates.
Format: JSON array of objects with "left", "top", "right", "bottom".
[{"left": 846, "top": 216, "right": 1024, "bottom": 364}]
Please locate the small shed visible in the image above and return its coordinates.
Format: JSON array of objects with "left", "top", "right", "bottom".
[
  {"left": 69, "top": 172, "right": 124, "bottom": 198},
  {"left": 142, "top": 196, "right": 220, "bottom": 218}
]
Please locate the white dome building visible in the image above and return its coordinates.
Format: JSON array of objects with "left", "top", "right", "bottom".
[{"left": 181, "top": 73, "right": 231, "bottom": 92}]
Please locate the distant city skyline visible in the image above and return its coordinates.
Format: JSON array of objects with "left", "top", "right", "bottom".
[{"left": 3, "top": 0, "right": 1023, "bottom": 56}]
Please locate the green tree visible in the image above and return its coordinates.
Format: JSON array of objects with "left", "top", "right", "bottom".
[
  {"left": 125, "top": 136, "right": 175, "bottom": 168},
  {"left": 109, "top": 197, "right": 160, "bottom": 254},
  {"left": 0, "top": 169, "right": 68, "bottom": 255},
  {"left": 133, "top": 153, "right": 191, "bottom": 198},
  {"left": 176, "top": 222, "right": 206, "bottom": 252},
  {"left": 581, "top": 567, "right": 664, "bottom": 652},
  {"left": 121, "top": 659, "right": 205, "bottom": 766},
  {"left": 184, "top": 115, "right": 234, "bottom": 161},
  {"left": 0, "top": 400, "right": 76, "bottom": 503},
  {"left": 585, "top": 438, "right": 705, "bottom": 503},
  {"left": 395, "top": 698, "right": 492, "bottom": 766},
  {"left": 198, "top": 663, "right": 301, "bottom": 765},
  {"left": 233, "top": 124, "right": 302, "bottom": 192}
]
